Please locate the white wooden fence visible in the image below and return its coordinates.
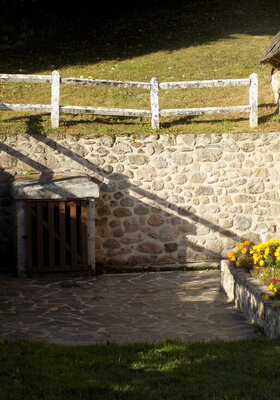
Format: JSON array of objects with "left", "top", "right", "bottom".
[{"left": 0, "top": 71, "right": 258, "bottom": 129}]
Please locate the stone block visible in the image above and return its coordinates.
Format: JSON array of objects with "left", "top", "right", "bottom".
[
  {"left": 194, "top": 186, "right": 214, "bottom": 196},
  {"left": 137, "top": 241, "right": 162, "bottom": 254},
  {"left": 128, "top": 155, "right": 147, "bottom": 165},
  {"left": 104, "top": 239, "right": 120, "bottom": 249},
  {"left": 112, "top": 143, "right": 132, "bottom": 154},
  {"left": 164, "top": 243, "right": 178, "bottom": 252},
  {"left": 135, "top": 166, "right": 157, "bottom": 181},
  {"left": 113, "top": 208, "right": 132, "bottom": 218},
  {"left": 196, "top": 148, "right": 222, "bottom": 162},
  {"left": 234, "top": 216, "right": 252, "bottom": 231},
  {"left": 148, "top": 214, "right": 165, "bottom": 226},
  {"left": 120, "top": 197, "right": 135, "bottom": 207},
  {"left": 134, "top": 205, "right": 150, "bottom": 215},
  {"left": 247, "top": 179, "right": 265, "bottom": 194}
]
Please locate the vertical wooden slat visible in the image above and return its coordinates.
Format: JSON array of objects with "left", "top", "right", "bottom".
[
  {"left": 36, "top": 202, "right": 44, "bottom": 271},
  {"left": 87, "top": 200, "right": 95, "bottom": 272},
  {"left": 70, "top": 201, "right": 77, "bottom": 269},
  {"left": 15, "top": 201, "right": 27, "bottom": 276},
  {"left": 59, "top": 201, "right": 66, "bottom": 270},
  {"left": 81, "top": 201, "right": 88, "bottom": 268},
  {"left": 26, "top": 202, "right": 33, "bottom": 273},
  {"left": 48, "top": 201, "right": 55, "bottom": 269}
]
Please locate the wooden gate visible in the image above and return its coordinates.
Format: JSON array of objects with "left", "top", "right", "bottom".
[{"left": 26, "top": 200, "right": 89, "bottom": 273}]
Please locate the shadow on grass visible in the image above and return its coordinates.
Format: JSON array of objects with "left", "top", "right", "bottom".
[
  {"left": 258, "top": 113, "right": 276, "bottom": 124},
  {"left": 160, "top": 115, "right": 250, "bottom": 129},
  {"left": 2, "top": 108, "right": 273, "bottom": 134},
  {"left": 1, "top": 338, "right": 280, "bottom": 399},
  {"left": 62, "top": 116, "right": 138, "bottom": 127},
  {"left": 1, "top": 0, "right": 280, "bottom": 74}
]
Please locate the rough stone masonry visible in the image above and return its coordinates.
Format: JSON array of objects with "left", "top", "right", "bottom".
[{"left": 1, "top": 131, "right": 280, "bottom": 272}]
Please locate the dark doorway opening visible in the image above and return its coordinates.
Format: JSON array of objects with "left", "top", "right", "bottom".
[{"left": 26, "top": 200, "right": 89, "bottom": 273}]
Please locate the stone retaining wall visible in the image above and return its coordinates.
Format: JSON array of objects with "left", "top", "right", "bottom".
[
  {"left": 221, "top": 260, "right": 280, "bottom": 338},
  {"left": 1, "top": 131, "right": 280, "bottom": 271}
]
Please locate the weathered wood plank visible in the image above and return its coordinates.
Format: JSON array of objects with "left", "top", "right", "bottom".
[
  {"left": 15, "top": 201, "right": 27, "bottom": 276},
  {"left": 81, "top": 201, "right": 88, "bottom": 269},
  {"left": 159, "top": 78, "right": 250, "bottom": 90},
  {"left": 51, "top": 70, "right": 60, "bottom": 128},
  {"left": 160, "top": 105, "right": 250, "bottom": 117},
  {"left": 60, "top": 105, "right": 151, "bottom": 117},
  {"left": 26, "top": 202, "right": 33, "bottom": 273},
  {"left": 70, "top": 202, "right": 77, "bottom": 269},
  {"left": 59, "top": 201, "right": 66, "bottom": 270},
  {"left": 48, "top": 202, "right": 55, "bottom": 269},
  {"left": 87, "top": 200, "right": 95, "bottom": 271},
  {"left": 61, "top": 77, "right": 150, "bottom": 89},
  {"left": 0, "top": 74, "right": 51, "bottom": 83},
  {"left": 150, "top": 77, "right": 160, "bottom": 129},
  {"left": 0, "top": 103, "right": 51, "bottom": 112},
  {"left": 36, "top": 202, "right": 44, "bottom": 272},
  {"left": 249, "top": 73, "right": 258, "bottom": 128}
]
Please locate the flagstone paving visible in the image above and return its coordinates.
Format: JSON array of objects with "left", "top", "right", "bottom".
[{"left": 0, "top": 270, "right": 263, "bottom": 345}]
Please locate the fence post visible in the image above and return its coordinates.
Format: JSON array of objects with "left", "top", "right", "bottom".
[
  {"left": 150, "top": 77, "right": 159, "bottom": 129},
  {"left": 51, "top": 70, "right": 60, "bottom": 128},
  {"left": 249, "top": 73, "right": 258, "bottom": 128}
]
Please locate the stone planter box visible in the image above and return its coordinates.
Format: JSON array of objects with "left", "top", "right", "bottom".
[{"left": 221, "top": 259, "right": 280, "bottom": 338}]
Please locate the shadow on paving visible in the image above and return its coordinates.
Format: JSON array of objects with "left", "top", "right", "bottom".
[{"left": 0, "top": 270, "right": 263, "bottom": 344}]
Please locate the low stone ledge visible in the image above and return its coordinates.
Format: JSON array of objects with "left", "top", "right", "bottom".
[
  {"left": 12, "top": 176, "right": 99, "bottom": 200},
  {"left": 97, "top": 261, "right": 220, "bottom": 274},
  {"left": 221, "top": 259, "right": 280, "bottom": 338}
]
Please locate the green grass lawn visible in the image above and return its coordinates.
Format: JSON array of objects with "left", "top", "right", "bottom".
[
  {"left": 1, "top": 338, "right": 280, "bottom": 400},
  {"left": 1, "top": 0, "right": 280, "bottom": 136}
]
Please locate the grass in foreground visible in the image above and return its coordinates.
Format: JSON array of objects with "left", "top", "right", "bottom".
[
  {"left": 1, "top": 338, "right": 280, "bottom": 400},
  {"left": 1, "top": 0, "right": 280, "bottom": 135}
]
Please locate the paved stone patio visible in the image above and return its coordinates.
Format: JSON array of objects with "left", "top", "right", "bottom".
[{"left": 0, "top": 270, "right": 263, "bottom": 345}]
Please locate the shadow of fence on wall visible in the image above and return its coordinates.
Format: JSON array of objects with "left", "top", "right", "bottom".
[{"left": 0, "top": 116, "right": 255, "bottom": 271}]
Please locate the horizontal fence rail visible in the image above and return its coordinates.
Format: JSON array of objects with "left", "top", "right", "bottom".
[{"left": 0, "top": 71, "right": 258, "bottom": 129}]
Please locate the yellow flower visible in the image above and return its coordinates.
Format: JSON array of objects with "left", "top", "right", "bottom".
[
  {"left": 231, "top": 256, "right": 236, "bottom": 262},
  {"left": 268, "top": 239, "right": 280, "bottom": 244},
  {"left": 236, "top": 241, "right": 251, "bottom": 250},
  {"left": 241, "top": 248, "right": 247, "bottom": 254},
  {"left": 275, "top": 246, "right": 280, "bottom": 260},
  {"left": 263, "top": 294, "right": 270, "bottom": 301},
  {"left": 259, "top": 260, "right": 265, "bottom": 266},
  {"left": 264, "top": 247, "right": 270, "bottom": 258},
  {"left": 268, "top": 283, "right": 277, "bottom": 292}
]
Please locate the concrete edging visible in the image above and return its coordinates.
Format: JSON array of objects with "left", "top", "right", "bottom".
[{"left": 221, "top": 259, "right": 280, "bottom": 338}]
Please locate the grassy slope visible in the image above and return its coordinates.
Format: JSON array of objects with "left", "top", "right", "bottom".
[
  {"left": 1, "top": 338, "right": 280, "bottom": 400},
  {"left": 0, "top": 0, "right": 280, "bottom": 135}
]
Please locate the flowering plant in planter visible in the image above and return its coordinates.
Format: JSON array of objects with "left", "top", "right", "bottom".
[
  {"left": 250, "top": 239, "right": 280, "bottom": 268},
  {"left": 267, "top": 279, "right": 280, "bottom": 296},
  {"left": 227, "top": 240, "right": 254, "bottom": 269},
  {"left": 228, "top": 239, "right": 280, "bottom": 300}
]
